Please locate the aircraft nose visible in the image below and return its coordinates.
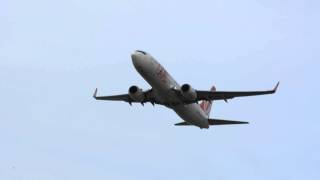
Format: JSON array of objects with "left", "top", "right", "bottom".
[
  {"left": 131, "top": 52, "right": 141, "bottom": 66},
  {"left": 131, "top": 50, "right": 147, "bottom": 67}
]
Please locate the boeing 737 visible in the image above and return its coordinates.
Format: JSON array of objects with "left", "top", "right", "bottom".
[{"left": 94, "top": 50, "right": 279, "bottom": 129}]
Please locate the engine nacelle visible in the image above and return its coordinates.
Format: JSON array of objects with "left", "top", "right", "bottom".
[
  {"left": 181, "top": 84, "right": 197, "bottom": 101},
  {"left": 128, "top": 85, "right": 145, "bottom": 102}
]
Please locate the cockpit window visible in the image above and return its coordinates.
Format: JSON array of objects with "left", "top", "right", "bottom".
[{"left": 136, "top": 50, "right": 147, "bottom": 55}]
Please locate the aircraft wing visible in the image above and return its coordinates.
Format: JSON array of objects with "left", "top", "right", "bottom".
[
  {"left": 173, "top": 82, "right": 279, "bottom": 104},
  {"left": 196, "top": 82, "right": 279, "bottom": 102},
  {"left": 93, "top": 88, "right": 160, "bottom": 105}
]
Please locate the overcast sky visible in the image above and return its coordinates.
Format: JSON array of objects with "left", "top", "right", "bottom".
[{"left": 1, "top": 0, "right": 320, "bottom": 179}]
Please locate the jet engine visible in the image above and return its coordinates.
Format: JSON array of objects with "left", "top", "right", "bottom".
[
  {"left": 128, "top": 85, "right": 145, "bottom": 102},
  {"left": 181, "top": 84, "right": 197, "bottom": 101}
]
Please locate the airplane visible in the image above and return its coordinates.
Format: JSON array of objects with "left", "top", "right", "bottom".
[{"left": 93, "top": 50, "right": 279, "bottom": 129}]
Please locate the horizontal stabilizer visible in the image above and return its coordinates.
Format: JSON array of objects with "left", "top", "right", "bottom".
[
  {"left": 175, "top": 119, "right": 248, "bottom": 127},
  {"left": 175, "top": 121, "right": 192, "bottom": 126},
  {"left": 208, "top": 118, "right": 248, "bottom": 125}
]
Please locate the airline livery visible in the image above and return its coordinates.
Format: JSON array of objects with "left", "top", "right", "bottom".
[{"left": 94, "top": 50, "right": 279, "bottom": 129}]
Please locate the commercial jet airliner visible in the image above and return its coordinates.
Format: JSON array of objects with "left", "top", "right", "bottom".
[{"left": 94, "top": 50, "right": 279, "bottom": 129}]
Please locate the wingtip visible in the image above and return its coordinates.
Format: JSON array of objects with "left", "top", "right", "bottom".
[
  {"left": 93, "top": 88, "right": 98, "bottom": 99},
  {"left": 273, "top": 81, "right": 280, "bottom": 92}
]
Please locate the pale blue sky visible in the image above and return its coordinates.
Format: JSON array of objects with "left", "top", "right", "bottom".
[{"left": 1, "top": 0, "right": 320, "bottom": 179}]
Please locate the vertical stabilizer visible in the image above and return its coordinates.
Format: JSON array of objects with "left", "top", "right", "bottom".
[{"left": 200, "top": 86, "right": 216, "bottom": 116}]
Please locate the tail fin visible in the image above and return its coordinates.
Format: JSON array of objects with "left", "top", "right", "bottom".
[{"left": 200, "top": 86, "right": 216, "bottom": 116}]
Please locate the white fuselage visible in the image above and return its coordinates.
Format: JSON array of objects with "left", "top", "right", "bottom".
[{"left": 131, "top": 51, "right": 210, "bottom": 128}]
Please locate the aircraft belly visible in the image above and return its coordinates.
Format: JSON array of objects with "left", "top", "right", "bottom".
[
  {"left": 141, "top": 75, "right": 175, "bottom": 103},
  {"left": 139, "top": 63, "right": 181, "bottom": 104}
]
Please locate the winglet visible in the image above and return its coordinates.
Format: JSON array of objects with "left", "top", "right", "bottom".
[
  {"left": 273, "top": 81, "right": 280, "bottom": 93},
  {"left": 93, "top": 88, "right": 98, "bottom": 99}
]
